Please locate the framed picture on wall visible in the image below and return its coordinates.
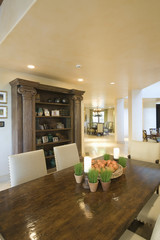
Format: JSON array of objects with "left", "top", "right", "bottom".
[
  {"left": 0, "top": 106, "right": 8, "bottom": 118},
  {"left": 0, "top": 91, "right": 7, "bottom": 104}
]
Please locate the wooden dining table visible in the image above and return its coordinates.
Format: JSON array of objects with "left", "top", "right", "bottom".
[{"left": 0, "top": 158, "right": 160, "bottom": 240}]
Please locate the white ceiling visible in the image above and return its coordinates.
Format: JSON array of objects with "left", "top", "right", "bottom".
[{"left": 0, "top": 0, "right": 160, "bottom": 108}]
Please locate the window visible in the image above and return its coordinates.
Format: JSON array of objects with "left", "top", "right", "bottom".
[{"left": 92, "top": 111, "right": 104, "bottom": 123}]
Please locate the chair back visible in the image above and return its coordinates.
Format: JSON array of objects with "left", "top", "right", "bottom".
[
  {"left": 150, "top": 128, "right": 158, "bottom": 135},
  {"left": 54, "top": 143, "right": 80, "bottom": 171},
  {"left": 143, "top": 130, "right": 148, "bottom": 141},
  {"left": 97, "top": 123, "right": 104, "bottom": 134},
  {"left": 151, "top": 215, "right": 160, "bottom": 240},
  {"left": 9, "top": 149, "right": 47, "bottom": 187},
  {"left": 130, "top": 141, "right": 160, "bottom": 163}
]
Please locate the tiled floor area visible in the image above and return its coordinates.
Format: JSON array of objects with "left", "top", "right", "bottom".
[
  {"left": 84, "top": 133, "right": 128, "bottom": 158},
  {"left": 0, "top": 133, "right": 128, "bottom": 192}
]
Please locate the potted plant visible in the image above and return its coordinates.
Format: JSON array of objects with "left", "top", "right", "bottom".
[
  {"left": 88, "top": 169, "right": 99, "bottom": 192},
  {"left": 74, "top": 163, "right": 83, "bottom": 183},
  {"left": 104, "top": 153, "right": 110, "bottom": 161},
  {"left": 118, "top": 157, "right": 127, "bottom": 174},
  {"left": 100, "top": 169, "right": 112, "bottom": 191}
]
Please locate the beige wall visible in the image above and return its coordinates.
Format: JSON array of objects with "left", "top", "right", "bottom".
[{"left": 0, "top": 68, "right": 79, "bottom": 177}]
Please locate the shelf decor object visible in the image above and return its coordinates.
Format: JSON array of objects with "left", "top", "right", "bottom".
[
  {"left": 10, "top": 78, "right": 85, "bottom": 172},
  {"left": 0, "top": 91, "right": 7, "bottom": 104}
]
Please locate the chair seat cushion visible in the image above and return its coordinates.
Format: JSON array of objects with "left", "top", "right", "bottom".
[
  {"left": 137, "top": 194, "right": 160, "bottom": 225},
  {"left": 150, "top": 215, "right": 160, "bottom": 240},
  {"left": 119, "top": 230, "right": 146, "bottom": 240}
]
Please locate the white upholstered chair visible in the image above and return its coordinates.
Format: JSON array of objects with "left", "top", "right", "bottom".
[
  {"left": 119, "top": 214, "right": 160, "bottom": 240},
  {"left": 137, "top": 193, "right": 160, "bottom": 226},
  {"left": 54, "top": 143, "right": 80, "bottom": 171},
  {"left": 130, "top": 141, "right": 160, "bottom": 163},
  {"left": 129, "top": 141, "right": 160, "bottom": 225},
  {"left": 8, "top": 149, "right": 47, "bottom": 187}
]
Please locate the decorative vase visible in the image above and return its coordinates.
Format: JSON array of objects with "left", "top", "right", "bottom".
[
  {"left": 38, "top": 108, "right": 43, "bottom": 116},
  {"left": 123, "top": 167, "right": 127, "bottom": 174},
  {"left": 88, "top": 181, "right": 99, "bottom": 192},
  {"left": 48, "top": 134, "right": 53, "bottom": 142},
  {"left": 74, "top": 174, "right": 83, "bottom": 184},
  {"left": 54, "top": 97, "right": 61, "bottom": 103},
  {"left": 100, "top": 180, "right": 111, "bottom": 192},
  {"left": 61, "top": 98, "right": 69, "bottom": 104}
]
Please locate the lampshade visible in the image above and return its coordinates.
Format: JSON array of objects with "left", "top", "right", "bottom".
[{"left": 84, "top": 156, "right": 92, "bottom": 173}]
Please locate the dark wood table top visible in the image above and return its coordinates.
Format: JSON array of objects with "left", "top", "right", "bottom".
[{"left": 0, "top": 159, "right": 160, "bottom": 240}]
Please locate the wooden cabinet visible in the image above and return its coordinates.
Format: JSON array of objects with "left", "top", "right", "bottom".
[{"left": 10, "top": 79, "right": 84, "bottom": 171}]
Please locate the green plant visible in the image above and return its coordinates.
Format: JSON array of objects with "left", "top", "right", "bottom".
[
  {"left": 104, "top": 153, "right": 110, "bottom": 161},
  {"left": 88, "top": 169, "right": 99, "bottom": 183},
  {"left": 74, "top": 163, "right": 83, "bottom": 176},
  {"left": 118, "top": 157, "right": 127, "bottom": 168},
  {"left": 100, "top": 169, "right": 112, "bottom": 182}
]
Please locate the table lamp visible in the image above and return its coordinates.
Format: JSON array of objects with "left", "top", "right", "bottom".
[
  {"left": 83, "top": 156, "right": 92, "bottom": 189},
  {"left": 113, "top": 148, "right": 120, "bottom": 161}
]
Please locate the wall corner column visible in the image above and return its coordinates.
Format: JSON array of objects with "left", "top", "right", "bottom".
[
  {"left": 72, "top": 95, "right": 83, "bottom": 157},
  {"left": 115, "top": 98, "right": 125, "bottom": 143},
  {"left": 18, "top": 86, "right": 37, "bottom": 152},
  {"left": 128, "top": 89, "right": 143, "bottom": 154}
]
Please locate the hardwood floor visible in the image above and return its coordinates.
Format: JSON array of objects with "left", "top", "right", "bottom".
[{"left": 128, "top": 220, "right": 153, "bottom": 240}]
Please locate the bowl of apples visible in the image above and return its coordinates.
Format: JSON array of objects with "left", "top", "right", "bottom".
[{"left": 91, "top": 159, "right": 123, "bottom": 179}]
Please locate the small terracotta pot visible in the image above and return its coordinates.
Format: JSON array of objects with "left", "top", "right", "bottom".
[
  {"left": 100, "top": 180, "right": 111, "bottom": 192},
  {"left": 123, "top": 167, "right": 127, "bottom": 174},
  {"left": 88, "top": 181, "right": 99, "bottom": 192},
  {"left": 74, "top": 174, "right": 83, "bottom": 184}
]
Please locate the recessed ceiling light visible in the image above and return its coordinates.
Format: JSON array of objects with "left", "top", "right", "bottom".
[
  {"left": 27, "top": 65, "right": 35, "bottom": 69},
  {"left": 76, "top": 64, "right": 81, "bottom": 68},
  {"left": 78, "top": 78, "right": 84, "bottom": 82},
  {"left": 110, "top": 82, "right": 115, "bottom": 85}
]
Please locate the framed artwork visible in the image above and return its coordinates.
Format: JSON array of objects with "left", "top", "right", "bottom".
[
  {"left": 0, "top": 121, "right": 5, "bottom": 127},
  {"left": 51, "top": 110, "right": 59, "bottom": 116},
  {"left": 44, "top": 108, "right": 50, "bottom": 116},
  {"left": 53, "top": 137, "right": 59, "bottom": 142},
  {"left": 0, "top": 106, "right": 7, "bottom": 118},
  {"left": 42, "top": 136, "right": 48, "bottom": 143},
  {"left": 0, "top": 91, "right": 7, "bottom": 104}
]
